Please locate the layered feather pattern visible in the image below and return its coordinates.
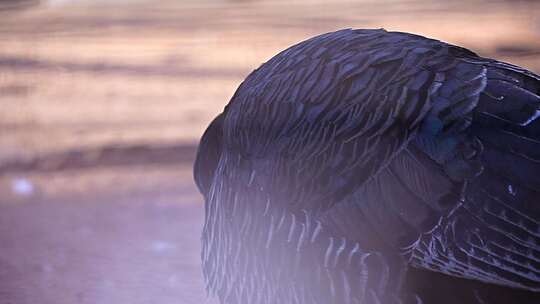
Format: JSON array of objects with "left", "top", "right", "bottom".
[{"left": 194, "top": 29, "right": 540, "bottom": 304}]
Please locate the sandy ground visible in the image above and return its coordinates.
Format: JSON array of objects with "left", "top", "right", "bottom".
[
  {"left": 0, "top": 0, "right": 539, "bottom": 163},
  {"left": 0, "top": 163, "right": 219, "bottom": 304},
  {"left": 0, "top": 1, "right": 539, "bottom": 304}
]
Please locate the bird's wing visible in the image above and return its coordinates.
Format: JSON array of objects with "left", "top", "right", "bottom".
[
  {"left": 223, "top": 29, "right": 483, "bottom": 214},
  {"left": 318, "top": 55, "right": 540, "bottom": 292},
  {"left": 401, "top": 61, "right": 540, "bottom": 291}
]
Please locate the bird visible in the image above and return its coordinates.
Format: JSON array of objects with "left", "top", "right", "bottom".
[{"left": 193, "top": 28, "right": 540, "bottom": 304}]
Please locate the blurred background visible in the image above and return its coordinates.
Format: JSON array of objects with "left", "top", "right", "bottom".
[{"left": 0, "top": 0, "right": 539, "bottom": 303}]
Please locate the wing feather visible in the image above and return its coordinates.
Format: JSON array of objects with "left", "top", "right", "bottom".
[{"left": 407, "top": 63, "right": 540, "bottom": 291}]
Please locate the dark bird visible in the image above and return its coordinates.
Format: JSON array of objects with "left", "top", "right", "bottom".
[{"left": 194, "top": 29, "right": 540, "bottom": 304}]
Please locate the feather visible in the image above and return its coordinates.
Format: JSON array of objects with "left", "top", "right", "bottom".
[{"left": 195, "top": 28, "right": 540, "bottom": 304}]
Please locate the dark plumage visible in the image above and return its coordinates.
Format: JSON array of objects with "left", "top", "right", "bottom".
[{"left": 194, "top": 29, "right": 540, "bottom": 304}]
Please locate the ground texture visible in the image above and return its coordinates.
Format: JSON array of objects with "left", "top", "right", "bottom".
[{"left": 0, "top": 1, "right": 539, "bottom": 303}]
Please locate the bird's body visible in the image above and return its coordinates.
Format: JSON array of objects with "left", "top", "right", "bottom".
[{"left": 194, "top": 29, "right": 540, "bottom": 304}]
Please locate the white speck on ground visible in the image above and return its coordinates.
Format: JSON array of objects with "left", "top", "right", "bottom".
[
  {"left": 151, "top": 240, "right": 177, "bottom": 253},
  {"left": 11, "top": 178, "right": 35, "bottom": 196}
]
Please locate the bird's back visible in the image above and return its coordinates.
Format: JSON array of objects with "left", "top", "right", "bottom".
[{"left": 194, "top": 29, "right": 540, "bottom": 304}]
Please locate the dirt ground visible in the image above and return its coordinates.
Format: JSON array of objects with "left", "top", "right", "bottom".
[
  {"left": 0, "top": 163, "right": 218, "bottom": 304},
  {"left": 0, "top": 0, "right": 539, "bottom": 163},
  {"left": 0, "top": 1, "right": 539, "bottom": 304}
]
